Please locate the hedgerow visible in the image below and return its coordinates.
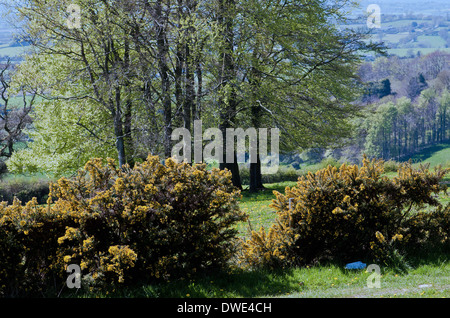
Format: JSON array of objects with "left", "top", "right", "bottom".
[
  {"left": 240, "top": 156, "right": 450, "bottom": 269},
  {"left": 2, "top": 154, "right": 449, "bottom": 296},
  {"left": 0, "top": 155, "right": 246, "bottom": 296}
]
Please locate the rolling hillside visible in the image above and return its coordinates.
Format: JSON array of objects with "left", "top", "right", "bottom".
[{"left": 400, "top": 142, "right": 450, "bottom": 170}]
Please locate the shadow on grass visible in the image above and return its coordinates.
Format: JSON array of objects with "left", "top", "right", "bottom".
[
  {"left": 66, "top": 267, "right": 306, "bottom": 298},
  {"left": 143, "top": 268, "right": 306, "bottom": 298},
  {"left": 62, "top": 247, "right": 450, "bottom": 298},
  {"left": 400, "top": 142, "right": 450, "bottom": 164}
]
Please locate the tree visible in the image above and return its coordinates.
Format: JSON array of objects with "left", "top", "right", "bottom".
[
  {"left": 0, "top": 60, "right": 34, "bottom": 161},
  {"left": 417, "top": 88, "right": 438, "bottom": 145},
  {"left": 364, "top": 102, "right": 398, "bottom": 159},
  {"left": 380, "top": 79, "right": 392, "bottom": 98},
  {"left": 12, "top": 0, "right": 141, "bottom": 168},
  {"left": 438, "top": 89, "right": 450, "bottom": 142},
  {"left": 407, "top": 74, "right": 428, "bottom": 100},
  {"left": 363, "top": 78, "right": 392, "bottom": 102},
  {"left": 7, "top": 53, "right": 117, "bottom": 175},
  {"left": 215, "top": 0, "right": 242, "bottom": 189},
  {"left": 396, "top": 97, "right": 415, "bottom": 156},
  {"left": 7, "top": 0, "right": 383, "bottom": 186},
  {"left": 213, "top": 0, "right": 384, "bottom": 191}
]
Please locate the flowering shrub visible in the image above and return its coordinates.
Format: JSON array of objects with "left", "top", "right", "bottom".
[
  {"left": 0, "top": 155, "right": 246, "bottom": 296},
  {"left": 0, "top": 197, "right": 69, "bottom": 296},
  {"left": 240, "top": 156, "right": 449, "bottom": 268}
]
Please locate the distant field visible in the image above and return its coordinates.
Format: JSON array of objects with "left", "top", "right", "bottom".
[
  {"left": 403, "top": 142, "right": 450, "bottom": 168},
  {"left": 343, "top": 13, "right": 449, "bottom": 58},
  {"left": 383, "top": 32, "right": 409, "bottom": 43},
  {"left": 4, "top": 95, "right": 44, "bottom": 108},
  {"left": 383, "top": 19, "right": 427, "bottom": 27},
  {"left": 387, "top": 47, "right": 450, "bottom": 57},
  {"left": 0, "top": 44, "right": 27, "bottom": 57},
  {"left": 417, "top": 35, "right": 447, "bottom": 47}
]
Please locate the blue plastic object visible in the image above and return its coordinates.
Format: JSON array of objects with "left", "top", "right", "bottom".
[{"left": 345, "top": 261, "right": 367, "bottom": 270}]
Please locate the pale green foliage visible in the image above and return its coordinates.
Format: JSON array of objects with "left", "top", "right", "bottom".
[
  {"left": 6, "top": 0, "right": 383, "bottom": 176},
  {"left": 7, "top": 52, "right": 115, "bottom": 175},
  {"left": 8, "top": 99, "right": 115, "bottom": 175},
  {"left": 7, "top": 2, "right": 132, "bottom": 174}
]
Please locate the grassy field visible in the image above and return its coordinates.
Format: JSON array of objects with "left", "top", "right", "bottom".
[
  {"left": 345, "top": 14, "right": 450, "bottom": 58},
  {"left": 83, "top": 259, "right": 449, "bottom": 298},
  {"left": 387, "top": 47, "right": 450, "bottom": 57},
  {"left": 405, "top": 143, "right": 450, "bottom": 168},
  {"left": 0, "top": 43, "right": 27, "bottom": 57},
  {"left": 237, "top": 181, "right": 296, "bottom": 237},
  {"left": 139, "top": 262, "right": 443, "bottom": 299}
]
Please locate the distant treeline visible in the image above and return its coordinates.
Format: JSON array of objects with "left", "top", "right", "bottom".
[
  {"left": 362, "top": 91, "right": 450, "bottom": 160},
  {"left": 310, "top": 51, "right": 450, "bottom": 164},
  {"left": 356, "top": 51, "right": 450, "bottom": 161}
]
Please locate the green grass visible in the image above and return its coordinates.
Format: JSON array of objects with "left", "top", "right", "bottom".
[
  {"left": 387, "top": 47, "right": 450, "bottom": 57},
  {"left": 383, "top": 33, "right": 409, "bottom": 43},
  {"left": 417, "top": 35, "right": 447, "bottom": 48},
  {"left": 4, "top": 95, "right": 44, "bottom": 109},
  {"left": 405, "top": 143, "right": 450, "bottom": 168},
  {"left": 384, "top": 20, "right": 424, "bottom": 28},
  {"left": 0, "top": 44, "right": 28, "bottom": 57},
  {"left": 237, "top": 181, "right": 296, "bottom": 237},
  {"left": 0, "top": 171, "right": 55, "bottom": 183},
  {"left": 67, "top": 258, "right": 450, "bottom": 298}
]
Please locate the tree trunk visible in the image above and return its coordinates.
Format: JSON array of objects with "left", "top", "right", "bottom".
[
  {"left": 156, "top": 1, "right": 172, "bottom": 158},
  {"left": 123, "top": 38, "right": 134, "bottom": 167},
  {"left": 249, "top": 103, "right": 264, "bottom": 192},
  {"left": 184, "top": 42, "right": 194, "bottom": 132},
  {"left": 249, "top": 155, "right": 264, "bottom": 192},
  {"left": 113, "top": 99, "right": 126, "bottom": 168},
  {"left": 217, "top": 0, "right": 241, "bottom": 189}
]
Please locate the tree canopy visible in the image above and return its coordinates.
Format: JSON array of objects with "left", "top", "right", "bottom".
[{"left": 6, "top": 0, "right": 383, "bottom": 186}]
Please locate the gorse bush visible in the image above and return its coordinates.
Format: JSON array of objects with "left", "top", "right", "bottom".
[
  {"left": 0, "top": 155, "right": 246, "bottom": 296},
  {"left": 240, "top": 156, "right": 450, "bottom": 269},
  {"left": 0, "top": 197, "right": 68, "bottom": 296}
]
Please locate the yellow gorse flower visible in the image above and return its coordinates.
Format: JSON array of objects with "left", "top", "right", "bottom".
[
  {"left": 375, "top": 231, "right": 386, "bottom": 244},
  {"left": 392, "top": 234, "right": 403, "bottom": 241}
]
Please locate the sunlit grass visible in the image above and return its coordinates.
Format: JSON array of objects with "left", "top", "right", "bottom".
[
  {"left": 69, "top": 259, "right": 450, "bottom": 298},
  {"left": 237, "top": 181, "right": 296, "bottom": 237}
]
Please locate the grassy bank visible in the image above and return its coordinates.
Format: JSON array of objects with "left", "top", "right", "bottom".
[{"left": 71, "top": 260, "right": 449, "bottom": 298}]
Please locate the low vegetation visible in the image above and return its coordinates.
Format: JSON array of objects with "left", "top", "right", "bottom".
[
  {"left": 0, "top": 155, "right": 246, "bottom": 296},
  {"left": 0, "top": 154, "right": 449, "bottom": 298},
  {"left": 240, "top": 156, "right": 449, "bottom": 270}
]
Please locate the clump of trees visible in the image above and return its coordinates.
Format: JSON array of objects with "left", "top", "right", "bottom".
[
  {"left": 363, "top": 90, "right": 450, "bottom": 160},
  {"left": 2, "top": 0, "right": 382, "bottom": 191},
  {"left": 352, "top": 52, "right": 450, "bottom": 161}
]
